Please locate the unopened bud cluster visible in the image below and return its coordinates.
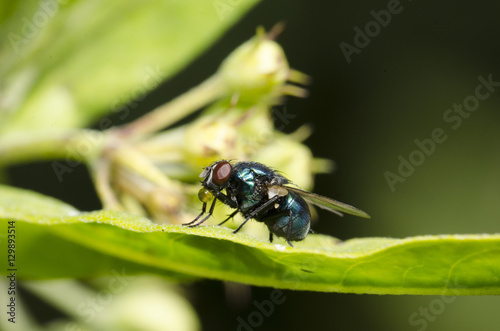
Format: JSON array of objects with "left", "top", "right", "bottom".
[{"left": 101, "top": 27, "right": 327, "bottom": 226}]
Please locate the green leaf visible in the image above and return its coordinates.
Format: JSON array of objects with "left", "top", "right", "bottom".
[
  {"left": 0, "top": 0, "right": 259, "bottom": 133},
  {"left": 0, "top": 185, "right": 196, "bottom": 281},
  {"left": 1, "top": 185, "right": 499, "bottom": 295}
]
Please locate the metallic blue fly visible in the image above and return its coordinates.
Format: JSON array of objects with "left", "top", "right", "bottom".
[{"left": 185, "top": 160, "right": 370, "bottom": 246}]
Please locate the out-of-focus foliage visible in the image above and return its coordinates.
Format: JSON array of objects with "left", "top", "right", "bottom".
[{"left": 0, "top": 0, "right": 259, "bottom": 133}]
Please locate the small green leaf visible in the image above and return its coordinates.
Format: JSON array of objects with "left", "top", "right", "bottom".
[
  {"left": 0, "top": 0, "right": 259, "bottom": 133},
  {"left": 1, "top": 185, "right": 499, "bottom": 294}
]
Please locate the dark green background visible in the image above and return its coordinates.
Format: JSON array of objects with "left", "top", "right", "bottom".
[{"left": 9, "top": 0, "right": 500, "bottom": 330}]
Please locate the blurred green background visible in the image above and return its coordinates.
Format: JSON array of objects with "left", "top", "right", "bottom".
[{"left": 3, "top": 0, "right": 500, "bottom": 330}]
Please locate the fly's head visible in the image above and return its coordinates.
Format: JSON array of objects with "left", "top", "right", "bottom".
[{"left": 197, "top": 160, "right": 233, "bottom": 203}]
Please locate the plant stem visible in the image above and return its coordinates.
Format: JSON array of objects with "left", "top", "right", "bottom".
[
  {"left": 114, "top": 74, "right": 226, "bottom": 140},
  {"left": 90, "top": 156, "right": 123, "bottom": 210},
  {"left": 0, "top": 129, "right": 105, "bottom": 167}
]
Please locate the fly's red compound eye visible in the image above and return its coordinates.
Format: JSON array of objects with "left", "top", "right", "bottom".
[{"left": 212, "top": 161, "right": 232, "bottom": 186}]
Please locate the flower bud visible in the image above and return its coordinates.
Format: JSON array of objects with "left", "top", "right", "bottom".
[
  {"left": 218, "top": 30, "right": 291, "bottom": 103},
  {"left": 182, "top": 104, "right": 274, "bottom": 169},
  {"left": 253, "top": 135, "right": 315, "bottom": 190}
]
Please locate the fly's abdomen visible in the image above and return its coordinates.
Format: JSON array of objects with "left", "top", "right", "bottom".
[{"left": 263, "top": 193, "right": 311, "bottom": 241}]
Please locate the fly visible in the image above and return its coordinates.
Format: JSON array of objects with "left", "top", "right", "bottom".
[{"left": 184, "top": 160, "right": 370, "bottom": 247}]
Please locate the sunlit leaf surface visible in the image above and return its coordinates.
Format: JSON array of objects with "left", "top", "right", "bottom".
[{"left": 1, "top": 185, "right": 499, "bottom": 295}]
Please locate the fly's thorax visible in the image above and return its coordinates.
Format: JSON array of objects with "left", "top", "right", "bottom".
[{"left": 228, "top": 162, "right": 272, "bottom": 213}]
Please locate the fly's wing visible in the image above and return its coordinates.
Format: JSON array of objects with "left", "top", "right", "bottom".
[{"left": 280, "top": 185, "right": 371, "bottom": 218}]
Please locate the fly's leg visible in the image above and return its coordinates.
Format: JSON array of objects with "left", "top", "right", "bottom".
[
  {"left": 233, "top": 195, "right": 279, "bottom": 234},
  {"left": 183, "top": 202, "right": 207, "bottom": 226},
  {"left": 232, "top": 217, "right": 252, "bottom": 234},
  {"left": 285, "top": 210, "right": 294, "bottom": 247},
  {"left": 186, "top": 198, "right": 218, "bottom": 227},
  {"left": 218, "top": 210, "right": 238, "bottom": 226},
  {"left": 213, "top": 190, "right": 238, "bottom": 209},
  {"left": 262, "top": 209, "right": 295, "bottom": 246},
  {"left": 186, "top": 187, "right": 239, "bottom": 227}
]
